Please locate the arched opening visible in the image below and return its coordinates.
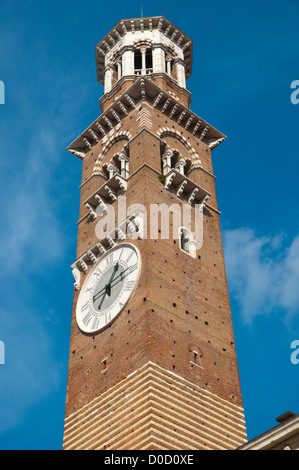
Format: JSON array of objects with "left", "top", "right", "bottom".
[
  {"left": 134, "top": 50, "right": 142, "bottom": 72},
  {"left": 146, "top": 48, "right": 153, "bottom": 70},
  {"left": 180, "top": 227, "right": 190, "bottom": 253},
  {"left": 134, "top": 47, "right": 153, "bottom": 75},
  {"left": 179, "top": 227, "right": 196, "bottom": 259}
]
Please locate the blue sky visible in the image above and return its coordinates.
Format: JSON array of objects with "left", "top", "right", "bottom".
[{"left": 0, "top": 0, "right": 298, "bottom": 450}]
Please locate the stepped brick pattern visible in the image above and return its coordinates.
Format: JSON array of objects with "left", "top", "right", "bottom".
[{"left": 63, "top": 362, "right": 247, "bottom": 450}]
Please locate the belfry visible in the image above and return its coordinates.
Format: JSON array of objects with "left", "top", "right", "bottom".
[{"left": 63, "top": 16, "right": 247, "bottom": 450}]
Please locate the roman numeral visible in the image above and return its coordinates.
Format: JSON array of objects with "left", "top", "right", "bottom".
[
  {"left": 106, "top": 253, "right": 113, "bottom": 266},
  {"left": 82, "top": 311, "right": 92, "bottom": 326},
  {"left": 94, "top": 268, "right": 102, "bottom": 278},
  {"left": 91, "top": 317, "right": 100, "bottom": 331},
  {"left": 81, "top": 301, "right": 90, "bottom": 312},
  {"left": 128, "top": 263, "right": 138, "bottom": 275},
  {"left": 126, "top": 251, "right": 134, "bottom": 263},
  {"left": 105, "top": 311, "right": 112, "bottom": 324},
  {"left": 124, "top": 280, "right": 135, "bottom": 291},
  {"left": 85, "top": 286, "right": 94, "bottom": 294}
]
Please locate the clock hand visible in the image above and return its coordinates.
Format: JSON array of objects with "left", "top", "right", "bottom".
[
  {"left": 92, "top": 263, "right": 120, "bottom": 302},
  {"left": 98, "top": 288, "right": 108, "bottom": 310},
  {"left": 97, "top": 263, "right": 119, "bottom": 308},
  {"left": 106, "top": 263, "right": 119, "bottom": 297},
  {"left": 105, "top": 266, "right": 134, "bottom": 293},
  {"left": 107, "top": 265, "right": 131, "bottom": 288},
  {"left": 93, "top": 285, "right": 108, "bottom": 302}
]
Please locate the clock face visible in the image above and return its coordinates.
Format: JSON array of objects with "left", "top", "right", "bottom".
[{"left": 76, "top": 243, "right": 140, "bottom": 334}]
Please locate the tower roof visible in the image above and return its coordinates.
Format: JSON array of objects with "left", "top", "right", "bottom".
[{"left": 95, "top": 16, "right": 193, "bottom": 85}]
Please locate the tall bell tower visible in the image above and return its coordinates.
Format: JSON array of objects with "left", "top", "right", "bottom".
[{"left": 63, "top": 16, "right": 247, "bottom": 450}]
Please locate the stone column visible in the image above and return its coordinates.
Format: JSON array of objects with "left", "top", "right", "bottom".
[
  {"left": 176, "top": 159, "right": 187, "bottom": 175},
  {"left": 166, "top": 57, "right": 172, "bottom": 76},
  {"left": 152, "top": 46, "right": 165, "bottom": 73},
  {"left": 176, "top": 60, "right": 186, "bottom": 88},
  {"left": 107, "top": 164, "right": 116, "bottom": 179},
  {"left": 162, "top": 150, "right": 173, "bottom": 174},
  {"left": 104, "top": 66, "right": 113, "bottom": 94},
  {"left": 118, "top": 154, "right": 129, "bottom": 178},
  {"left": 122, "top": 49, "right": 134, "bottom": 76},
  {"left": 141, "top": 49, "right": 146, "bottom": 75},
  {"left": 117, "top": 60, "right": 122, "bottom": 80}
]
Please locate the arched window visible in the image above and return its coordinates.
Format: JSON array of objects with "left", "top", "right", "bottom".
[
  {"left": 134, "top": 50, "right": 142, "bottom": 73},
  {"left": 179, "top": 227, "right": 196, "bottom": 259},
  {"left": 134, "top": 48, "right": 153, "bottom": 75},
  {"left": 145, "top": 48, "right": 153, "bottom": 70},
  {"left": 180, "top": 228, "right": 190, "bottom": 252}
]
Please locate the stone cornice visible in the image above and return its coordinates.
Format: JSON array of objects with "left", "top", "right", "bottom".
[
  {"left": 237, "top": 415, "right": 299, "bottom": 450},
  {"left": 99, "top": 72, "right": 191, "bottom": 110},
  {"left": 66, "top": 77, "right": 226, "bottom": 160}
]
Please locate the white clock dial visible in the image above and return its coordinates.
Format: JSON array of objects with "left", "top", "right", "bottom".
[{"left": 76, "top": 243, "right": 140, "bottom": 334}]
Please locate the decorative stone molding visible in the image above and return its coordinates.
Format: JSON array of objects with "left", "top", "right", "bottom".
[
  {"left": 185, "top": 114, "right": 194, "bottom": 129},
  {"left": 83, "top": 173, "right": 128, "bottom": 220},
  {"left": 169, "top": 103, "right": 179, "bottom": 118},
  {"left": 200, "top": 125, "right": 209, "bottom": 141},
  {"left": 72, "top": 267, "right": 81, "bottom": 291},
  {"left": 176, "top": 179, "right": 187, "bottom": 197},
  {"left": 92, "top": 131, "right": 131, "bottom": 175},
  {"left": 209, "top": 137, "right": 226, "bottom": 149},
  {"left": 176, "top": 110, "right": 186, "bottom": 124},
  {"left": 106, "top": 163, "right": 119, "bottom": 179},
  {"left": 117, "top": 101, "right": 128, "bottom": 115},
  {"left": 82, "top": 137, "right": 92, "bottom": 149},
  {"left": 124, "top": 93, "right": 136, "bottom": 108},
  {"left": 111, "top": 109, "right": 121, "bottom": 122},
  {"left": 153, "top": 91, "right": 164, "bottom": 107},
  {"left": 85, "top": 202, "right": 98, "bottom": 220},
  {"left": 95, "top": 121, "right": 106, "bottom": 136},
  {"left": 161, "top": 98, "right": 171, "bottom": 113},
  {"left": 87, "top": 250, "right": 97, "bottom": 264},
  {"left": 158, "top": 128, "right": 201, "bottom": 163},
  {"left": 187, "top": 188, "right": 198, "bottom": 205},
  {"left": 88, "top": 129, "right": 100, "bottom": 142},
  {"left": 164, "top": 168, "right": 211, "bottom": 206},
  {"left": 175, "top": 158, "right": 187, "bottom": 175},
  {"left": 71, "top": 209, "right": 145, "bottom": 289},
  {"left": 137, "top": 105, "right": 153, "bottom": 131},
  {"left": 67, "top": 78, "right": 226, "bottom": 159},
  {"left": 94, "top": 194, "right": 107, "bottom": 213}
]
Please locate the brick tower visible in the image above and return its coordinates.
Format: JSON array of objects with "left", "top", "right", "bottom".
[{"left": 63, "top": 16, "right": 247, "bottom": 450}]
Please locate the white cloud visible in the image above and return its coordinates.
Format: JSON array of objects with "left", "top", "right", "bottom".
[
  {"left": 223, "top": 227, "right": 299, "bottom": 324},
  {"left": 0, "top": 125, "right": 65, "bottom": 273}
]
